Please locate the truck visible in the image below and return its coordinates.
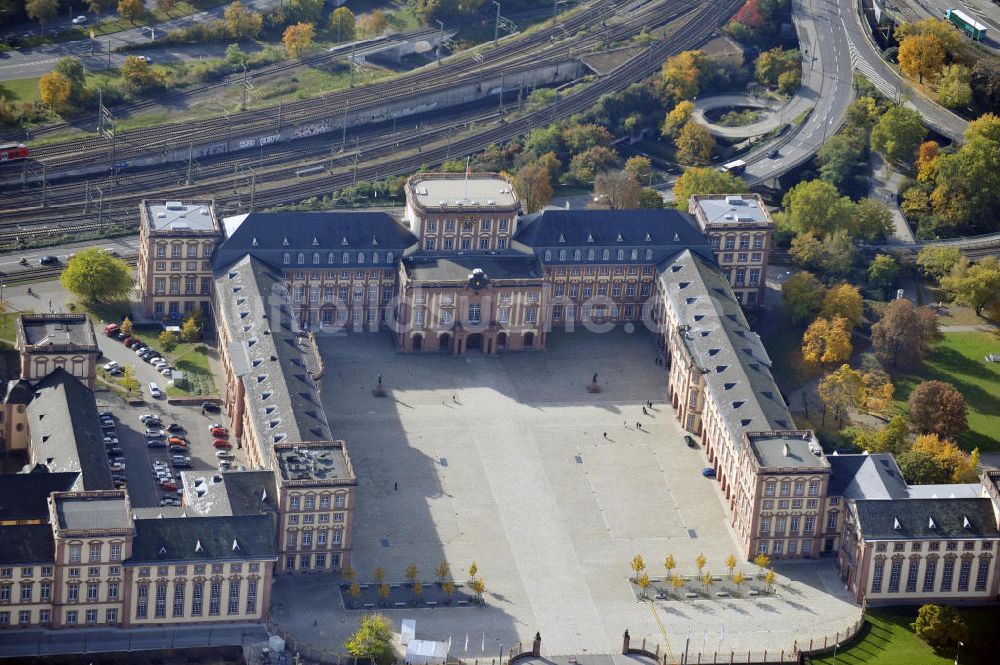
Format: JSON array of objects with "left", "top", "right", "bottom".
[
  {"left": 946, "top": 8, "right": 987, "bottom": 41},
  {"left": 718, "top": 159, "right": 747, "bottom": 175}
]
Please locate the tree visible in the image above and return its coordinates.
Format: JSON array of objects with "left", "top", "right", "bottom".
[
  {"left": 636, "top": 572, "right": 651, "bottom": 598},
  {"left": 467, "top": 561, "right": 478, "bottom": 581},
  {"left": 343, "top": 564, "right": 356, "bottom": 582},
  {"left": 661, "top": 100, "right": 694, "bottom": 138},
  {"left": 940, "top": 257, "right": 1000, "bottom": 316},
  {"left": 630, "top": 554, "right": 646, "bottom": 582},
  {"left": 854, "top": 414, "right": 910, "bottom": 454},
  {"left": 405, "top": 563, "right": 418, "bottom": 585},
  {"left": 674, "top": 121, "right": 714, "bottom": 164},
  {"left": 38, "top": 72, "right": 72, "bottom": 113},
  {"left": 358, "top": 10, "right": 387, "bottom": 38},
  {"left": 412, "top": 580, "right": 424, "bottom": 601},
  {"left": 117, "top": 0, "right": 143, "bottom": 23},
  {"left": 670, "top": 573, "right": 684, "bottom": 598},
  {"left": 663, "top": 555, "right": 676, "bottom": 578},
  {"left": 789, "top": 231, "right": 826, "bottom": 271},
  {"left": 442, "top": 580, "right": 455, "bottom": 601},
  {"left": 638, "top": 188, "right": 665, "bottom": 208},
  {"left": 781, "top": 179, "right": 855, "bottom": 236},
  {"left": 562, "top": 123, "right": 614, "bottom": 155},
  {"left": 672, "top": 167, "right": 746, "bottom": 207},
  {"left": 344, "top": 613, "right": 394, "bottom": 665},
  {"left": 916, "top": 140, "right": 940, "bottom": 183},
  {"left": 753, "top": 554, "right": 770, "bottom": 577},
  {"left": 60, "top": 249, "right": 133, "bottom": 303},
  {"left": 871, "top": 105, "right": 927, "bottom": 163},
  {"left": 913, "top": 434, "right": 978, "bottom": 482},
  {"left": 661, "top": 50, "right": 708, "bottom": 102},
  {"left": 26, "top": 0, "right": 58, "bottom": 32},
  {"left": 469, "top": 578, "right": 485, "bottom": 600},
  {"left": 916, "top": 246, "right": 961, "bottom": 280},
  {"left": 782, "top": 272, "right": 825, "bottom": 324},
  {"left": 725, "top": 554, "right": 737, "bottom": 579},
  {"left": 854, "top": 199, "right": 894, "bottom": 241},
  {"left": 911, "top": 604, "right": 968, "bottom": 648},
  {"left": 702, "top": 571, "right": 714, "bottom": 590},
  {"left": 897, "top": 450, "right": 952, "bottom": 484},
  {"left": 623, "top": 155, "right": 652, "bottom": 184},
  {"left": 121, "top": 55, "right": 164, "bottom": 94},
  {"left": 283, "top": 22, "right": 316, "bottom": 59},
  {"left": 908, "top": 380, "right": 969, "bottom": 440},
  {"left": 818, "top": 364, "right": 866, "bottom": 426},
  {"left": 120, "top": 316, "right": 133, "bottom": 337},
  {"left": 871, "top": 298, "right": 941, "bottom": 366},
  {"left": 289, "top": 0, "right": 324, "bottom": 23},
  {"left": 158, "top": 330, "right": 178, "bottom": 352},
  {"left": 733, "top": 571, "right": 747, "bottom": 594},
  {"left": 764, "top": 569, "right": 776, "bottom": 593},
  {"left": 937, "top": 64, "right": 973, "bottom": 109},
  {"left": 896, "top": 18, "right": 963, "bottom": 57},
  {"left": 820, "top": 283, "right": 863, "bottom": 328},
  {"left": 377, "top": 582, "right": 390, "bottom": 604},
  {"left": 121, "top": 365, "right": 139, "bottom": 393},
  {"left": 434, "top": 561, "right": 450, "bottom": 584},
  {"left": 348, "top": 582, "right": 362, "bottom": 599},
  {"left": 373, "top": 565, "right": 385, "bottom": 584},
  {"left": 88, "top": 0, "right": 114, "bottom": 18},
  {"left": 180, "top": 315, "right": 200, "bottom": 343},
  {"left": 868, "top": 254, "right": 900, "bottom": 299},
  {"left": 566, "top": 146, "right": 620, "bottom": 184},
  {"left": 536, "top": 151, "right": 562, "bottom": 182},
  {"left": 53, "top": 58, "right": 88, "bottom": 105},
  {"left": 817, "top": 135, "right": 865, "bottom": 194},
  {"left": 802, "top": 315, "right": 853, "bottom": 365},
  {"left": 898, "top": 33, "right": 945, "bottom": 83},
  {"left": 593, "top": 170, "right": 641, "bottom": 209},
  {"left": 329, "top": 6, "right": 356, "bottom": 42},
  {"left": 224, "top": 1, "right": 263, "bottom": 39},
  {"left": 513, "top": 161, "right": 553, "bottom": 214},
  {"left": 156, "top": 0, "right": 176, "bottom": 13},
  {"left": 755, "top": 48, "right": 799, "bottom": 88},
  {"left": 695, "top": 553, "right": 706, "bottom": 575}
]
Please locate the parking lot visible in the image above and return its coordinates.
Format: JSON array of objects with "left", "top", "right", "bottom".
[{"left": 93, "top": 327, "right": 241, "bottom": 509}]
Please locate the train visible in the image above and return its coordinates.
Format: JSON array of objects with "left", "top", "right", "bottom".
[
  {"left": 0, "top": 142, "right": 29, "bottom": 162},
  {"left": 946, "top": 8, "right": 987, "bottom": 41}
]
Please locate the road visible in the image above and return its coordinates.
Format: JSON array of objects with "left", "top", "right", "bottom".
[
  {"left": 0, "top": 235, "right": 138, "bottom": 277},
  {"left": 902, "top": 0, "right": 1000, "bottom": 52},
  {"left": 0, "top": 0, "right": 283, "bottom": 81}
]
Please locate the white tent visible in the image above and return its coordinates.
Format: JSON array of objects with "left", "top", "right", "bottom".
[
  {"left": 401, "top": 619, "right": 416, "bottom": 646},
  {"left": 405, "top": 639, "right": 449, "bottom": 665}
]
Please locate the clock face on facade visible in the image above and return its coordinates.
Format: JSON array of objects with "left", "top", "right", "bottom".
[
  {"left": 460, "top": 214, "right": 478, "bottom": 222},
  {"left": 468, "top": 269, "right": 489, "bottom": 291}
]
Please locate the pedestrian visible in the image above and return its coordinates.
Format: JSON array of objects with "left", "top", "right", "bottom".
[
  {"left": 452, "top": 394, "right": 457, "bottom": 403},
  {"left": 642, "top": 406, "right": 647, "bottom": 415},
  {"left": 394, "top": 482, "right": 398, "bottom": 491},
  {"left": 636, "top": 422, "right": 641, "bottom": 430},
  {"left": 603, "top": 432, "right": 607, "bottom": 439}
]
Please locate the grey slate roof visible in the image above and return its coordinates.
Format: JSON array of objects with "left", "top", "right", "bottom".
[
  {"left": 515, "top": 208, "right": 713, "bottom": 262},
  {"left": 0, "top": 525, "right": 55, "bottom": 565},
  {"left": 402, "top": 250, "right": 544, "bottom": 282},
  {"left": 4, "top": 379, "right": 33, "bottom": 404},
  {"left": 55, "top": 494, "right": 130, "bottom": 531},
  {"left": 906, "top": 483, "right": 982, "bottom": 499},
  {"left": 27, "top": 368, "right": 113, "bottom": 490},
  {"left": 130, "top": 514, "right": 278, "bottom": 563},
  {"left": 853, "top": 498, "right": 1000, "bottom": 540},
  {"left": 183, "top": 470, "right": 278, "bottom": 517},
  {"left": 215, "top": 255, "right": 332, "bottom": 447},
  {"left": 0, "top": 471, "right": 80, "bottom": 522},
  {"left": 657, "top": 250, "right": 794, "bottom": 446},
  {"left": 827, "top": 454, "right": 909, "bottom": 500},
  {"left": 214, "top": 211, "right": 417, "bottom": 270}
]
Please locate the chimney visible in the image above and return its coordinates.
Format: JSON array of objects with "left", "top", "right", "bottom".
[{"left": 783, "top": 443, "right": 789, "bottom": 457}]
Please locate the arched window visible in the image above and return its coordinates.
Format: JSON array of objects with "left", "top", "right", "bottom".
[
  {"left": 602, "top": 249, "right": 610, "bottom": 261},
  {"left": 283, "top": 253, "right": 291, "bottom": 265},
  {"left": 357, "top": 252, "right": 365, "bottom": 264},
  {"left": 155, "top": 243, "right": 167, "bottom": 258},
  {"left": 544, "top": 250, "right": 552, "bottom": 262},
  {"left": 372, "top": 252, "right": 380, "bottom": 264},
  {"left": 630, "top": 249, "right": 638, "bottom": 260},
  {"left": 645, "top": 248, "right": 653, "bottom": 260},
  {"left": 312, "top": 253, "right": 320, "bottom": 264},
  {"left": 587, "top": 249, "right": 595, "bottom": 261},
  {"left": 327, "top": 252, "right": 334, "bottom": 263},
  {"left": 342, "top": 252, "right": 349, "bottom": 264},
  {"left": 297, "top": 253, "right": 305, "bottom": 265},
  {"left": 617, "top": 249, "right": 624, "bottom": 261},
  {"left": 573, "top": 249, "right": 581, "bottom": 261},
  {"left": 202, "top": 242, "right": 214, "bottom": 257},
  {"left": 386, "top": 252, "right": 394, "bottom": 264},
  {"left": 559, "top": 249, "right": 567, "bottom": 261}
]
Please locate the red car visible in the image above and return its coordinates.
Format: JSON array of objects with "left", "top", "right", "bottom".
[
  {"left": 159, "top": 481, "right": 178, "bottom": 491},
  {"left": 168, "top": 437, "right": 187, "bottom": 447},
  {"left": 213, "top": 439, "right": 232, "bottom": 449},
  {"left": 210, "top": 427, "right": 228, "bottom": 438},
  {"left": 104, "top": 323, "right": 120, "bottom": 336}
]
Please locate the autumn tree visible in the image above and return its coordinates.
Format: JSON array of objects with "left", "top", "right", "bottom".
[
  {"left": 733, "top": 571, "right": 747, "bottom": 594},
  {"left": 695, "top": 553, "right": 706, "bottom": 576},
  {"left": 637, "top": 572, "right": 651, "bottom": 598},
  {"left": 156, "top": 0, "right": 176, "bottom": 13},
  {"left": 912, "top": 434, "right": 978, "bottom": 482},
  {"left": 725, "top": 554, "right": 738, "bottom": 579},
  {"left": 344, "top": 613, "right": 394, "bottom": 665},
  {"left": 868, "top": 254, "right": 901, "bottom": 299},
  {"left": 661, "top": 100, "right": 694, "bottom": 139},
  {"left": 630, "top": 554, "right": 646, "bottom": 582},
  {"left": 373, "top": 565, "right": 385, "bottom": 584},
  {"left": 672, "top": 167, "right": 746, "bottom": 207},
  {"left": 898, "top": 33, "right": 946, "bottom": 83},
  {"left": 223, "top": 1, "right": 262, "bottom": 39},
  {"left": 60, "top": 248, "right": 132, "bottom": 303},
  {"left": 674, "top": 121, "right": 714, "bottom": 164},
  {"left": 660, "top": 50, "right": 709, "bottom": 102},
  {"left": 820, "top": 283, "right": 863, "bottom": 328},
  {"left": 38, "top": 72, "right": 72, "bottom": 113},
  {"left": 467, "top": 561, "right": 478, "bottom": 582},
  {"left": 434, "top": 561, "right": 450, "bottom": 584},
  {"left": 26, "top": 0, "right": 58, "bottom": 33},
  {"left": 871, "top": 298, "right": 940, "bottom": 366},
  {"left": 283, "top": 22, "right": 316, "bottom": 58},
  {"left": 158, "top": 330, "right": 178, "bottom": 352},
  {"left": 854, "top": 199, "right": 894, "bottom": 241},
  {"left": 638, "top": 189, "right": 665, "bottom": 209},
  {"left": 121, "top": 55, "right": 164, "bottom": 94},
  {"left": 916, "top": 140, "right": 940, "bottom": 183},
  {"left": 908, "top": 380, "right": 969, "bottom": 440},
  {"left": 851, "top": 414, "right": 910, "bottom": 454},
  {"left": 897, "top": 450, "right": 951, "bottom": 484},
  {"left": 88, "top": 0, "right": 114, "bottom": 18},
  {"left": 120, "top": 316, "right": 133, "bottom": 337},
  {"left": 895, "top": 18, "right": 963, "bottom": 57},
  {"left": 593, "top": 170, "right": 641, "bottom": 209},
  {"left": 753, "top": 553, "right": 770, "bottom": 577},
  {"left": 562, "top": 123, "right": 614, "bottom": 155},
  {"left": 782, "top": 271, "right": 825, "bottom": 324},
  {"left": 623, "top": 155, "right": 652, "bottom": 184},
  {"left": 803, "top": 315, "right": 853, "bottom": 366},
  {"left": 470, "top": 578, "right": 486, "bottom": 600},
  {"left": 405, "top": 563, "right": 418, "bottom": 585},
  {"left": 916, "top": 245, "right": 961, "bottom": 280},
  {"left": 871, "top": 105, "right": 927, "bottom": 163},
  {"left": 818, "top": 364, "right": 866, "bottom": 426},
  {"left": 357, "top": 10, "right": 388, "bottom": 38},
  {"left": 764, "top": 569, "right": 776, "bottom": 593},
  {"left": 663, "top": 555, "right": 676, "bottom": 578},
  {"left": 789, "top": 231, "right": 856, "bottom": 278},
  {"left": 121, "top": 365, "right": 139, "bottom": 394},
  {"left": 938, "top": 65, "right": 973, "bottom": 109},
  {"left": 117, "top": 0, "right": 143, "bottom": 23},
  {"left": 940, "top": 257, "right": 1000, "bottom": 316},
  {"left": 442, "top": 580, "right": 455, "bottom": 601},
  {"left": 329, "top": 6, "right": 356, "bottom": 42},
  {"left": 289, "top": 0, "right": 324, "bottom": 23},
  {"left": 513, "top": 161, "right": 554, "bottom": 214},
  {"left": 670, "top": 573, "right": 684, "bottom": 597},
  {"left": 53, "top": 57, "right": 88, "bottom": 105},
  {"left": 912, "top": 604, "right": 968, "bottom": 649},
  {"left": 817, "top": 135, "right": 866, "bottom": 194},
  {"left": 566, "top": 146, "right": 620, "bottom": 184},
  {"left": 755, "top": 47, "right": 800, "bottom": 89}
]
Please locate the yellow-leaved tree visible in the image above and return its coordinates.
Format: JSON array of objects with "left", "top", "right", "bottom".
[{"left": 802, "top": 315, "right": 853, "bottom": 365}]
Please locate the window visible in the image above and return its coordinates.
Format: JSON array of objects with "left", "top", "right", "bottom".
[
  {"left": 894, "top": 542, "right": 905, "bottom": 552},
  {"left": 88, "top": 567, "right": 100, "bottom": 578},
  {"left": 290, "top": 496, "right": 300, "bottom": 510},
  {"left": 826, "top": 512, "right": 838, "bottom": 531},
  {"left": 209, "top": 581, "right": 221, "bottom": 616},
  {"left": 191, "top": 581, "right": 204, "bottom": 616},
  {"left": 871, "top": 559, "right": 884, "bottom": 593},
  {"left": 544, "top": 250, "right": 552, "bottom": 262},
  {"left": 39, "top": 609, "right": 50, "bottom": 624},
  {"left": 19, "top": 582, "right": 31, "bottom": 602},
  {"left": 69, "top": 544, "right": 81, "bottom": 564},
  {"left": 283, "top": 253, "right": 291, "bottom": 265},
  {"left": 40, "top": 582, "right": 51, "bottom": 601},
  {"left": 779, "top": 482, "right": 790, "bottom": 497},
  {"left": 804, "top": 516, "right": 815, "bottom": 534},
  {"left": 789, "top": 516, "right": 800, "bottom": 534},
  {"left": 136, "top": 585, "right": 148, "bottom": 619},
  {"left": 228, "top": 580, "right": 240, "bottom": 615},
  {"left": 87, "top": 582, "right": 99, "bottom": 601},
  {"left": 66, "top": 611, "right": 77, "bottom": 625},
  {"left": 302, "top": 531, "right": 313, "bottom": 546},
  {"left": 155, "top": 583, "right": 167, "bottom": 619},
  {"left": 286, "top": 555, "right": 295, "bottom": 570},
  {"left": 759, "top": 518, "right": 771, "bottom": 535},
  {"left": 67, "top": 583, "right": 79, "bottom": 602},
  {"left": 957, "top": 558, "right": 972, "bottom": 591},
  {"left": 940, "top": 558, "right": 955, "bottom": 591},
  {"left": 107, "top": 581, "right": 119, "bottom": 601},
  {"left": 773, "top": 540, "right": 783, "bottom": 554},
  {"left": 173, "top": 582, "right": 185, "bottom": 617},
  {"left": 758, "top": 541, "right": 768, "bottom": 554},
  {"left": 975, "top": 557, "right": 990, "bottom": 591},
  {"left": 764, "top": 483, "right": 775, "bottom": 497},
  {"left": 18, "top": 610, "right": 30, "bottom": 625},
  {"left": 246, "top": 579, "right": 258, "bottom": 614},
  {"left": 922, "top": 559, "right": 937, "bottom": 592},
  {"left": 905, "top": 560, "right": 919, "bottom": 592},
  {"left": 106, "top": 609, "right": 118, "bottom": 624}
]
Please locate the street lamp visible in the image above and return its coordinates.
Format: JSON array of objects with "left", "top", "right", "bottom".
[
  {"left": 493, "top": 1, "right": 502, "bottom": 45},
  {"left": 436, "top": 20, "right": 445, "bottom": 65},
  {"left": 832, "top": 642, "right": 840, "bottom": 665},
  {"left": 955, "top": 640, "right": 964, "bottom": 665}
]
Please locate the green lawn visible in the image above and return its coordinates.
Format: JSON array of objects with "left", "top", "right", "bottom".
[
  {"left": 759, "top": 313, "right": 822, "bottom": 394},
  {"left": 133, "top": 325, "right": 216, "bottom": 397},
  {"left": 0, "top": 77, "right": 42, "bottom": 104},
  {"left": 891, "top": 332, "right": 1000, "bottom": 452},
  {"left": 809, "top": 607, "right": 1000, "bottom": 665}
]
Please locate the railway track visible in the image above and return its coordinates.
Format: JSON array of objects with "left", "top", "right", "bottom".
[
  {"left": 0, "top": 0, "right": 739, "bottom": 243},
  {"left": 12, "top": 0, "right": 686, "bottom": 173}
]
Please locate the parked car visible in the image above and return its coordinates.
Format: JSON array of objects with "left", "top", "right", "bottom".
[
  {"left": 168, "top": 437, "right": 187, "bottom": 447},
  {"left": 152, "top": 358, "right": 168, "bottom": 367},
  {"left": 104, "top": 323, "right": 120, "bottom": 336},
  {"left": 202, "top": 402, "right": 221, "bottom": 413},
  {"left": 160, "top": 367, "right": 173, "bottom": 376},
  {"left": 145, "top": 428, "right": 165, "bottom": 438},
  {"left": 139, "top": 414, "right": 161, "bottom": 425},
  {"left": 110, "top": 462, "right": 126, "bottom": 471},
  {"left": 123, "top": 337, "right": 137, "bottom": 348},
  {"left": 107, "top": 447, "right": 123, "bottom": 456},
  {"left": 102, "top": 361, "right": 119, "bottom": 372},
  {"left": 169, "top": 445, "right": 187, "bottom": 453},
  {"left": 159, "top": 481, "right": 178, "bottom": 491},
  {"left": 134, "top": 345, "right": 149, "bottom": 355},
  {"left": 149, "top": 382, "right": 162, "bottom": 399},
  {"left": 108, "top": 367, "right": 124, "bottom": 376},
  {"left": 167, "top": 423, "right": 184, "bottom": 433},
  {"left": 71, "top": 15, "right": 87, "bottom": 24},
  {"left": 702, "top": 467, "right": 717, "bottom": 478},
  {"left": 173, "top": 460, "right": 192, "bottom": 469},
  {"left": 147, "top": 440, "right": 166, "bottom": 448},
  {"left": 210, "top": 426, "right": 228, "bottom": 437},
  {"left": 212, "top": 439, "right": 232, "bottom": 449},
  {"left": 218, "top": 461, "right": 232, "bottom": 470},
  {"left": 215, "top": 450, "right": 234, "bottom": 460},
  {"left": 159, "top": 498, "right": 180, "bottom": 507}
]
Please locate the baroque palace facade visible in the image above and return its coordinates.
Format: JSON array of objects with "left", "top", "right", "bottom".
[{"left": 2, "top": 174, "right": 998, "bottom": 633}]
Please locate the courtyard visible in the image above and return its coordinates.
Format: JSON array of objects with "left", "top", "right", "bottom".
[{"left": 270, "top": 328, "right": 860, "bottom": 660}]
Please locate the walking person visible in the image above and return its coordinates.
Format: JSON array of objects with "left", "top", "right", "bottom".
[
  {"left": 642, "top": 406, "right": 647, "bottom": 416},
  {"left": 394, "top": 482, "right": 398, "bottom": 491},
  {"left": 636, "top": 422, "right": 641, "bottom": 430}
]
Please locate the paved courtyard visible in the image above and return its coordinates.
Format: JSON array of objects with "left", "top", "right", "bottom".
[{"left": 271, "top": 329, "right": 860, "bottom": 661}]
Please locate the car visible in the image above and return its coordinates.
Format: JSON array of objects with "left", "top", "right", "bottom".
[
  {"left": 173, "top": 460, "right": 193, "bottom": 469},
  {"left": 103, "top": 438, "right": 118, "bottom": 446},
  {"left": 208, "top": 423, "right": 223, "bottom": 430},
  {"left": 137, "top": 55, "right": 152, "bottom": 63},
  {"left": 159, "top": 498, "right": 181, "bottom": 507},
  {"left": 167, "top": 437, "right": 186, "bottom": 447},
  {"left": 139, "top": 414, "right": 161, "bottom": 424},
  {"left": 215, "top": 450, "right": 234, "bottom": 459},
  {"left": 169, "top": 444, "right": 187, "bottom": 453},
  {"left": 148, "top": 382, "right": 162, "bottom": 399},
  {"left": 146, "top": 438, "right": 165, "bottom": 447},
  {"left": 134, "top": 345, "right": 149, "bottom": 355},
  {"left": 210, "top": 426, "right": 228, "bottom": 437},
  {"left": 213, "top": 439, "right": 232, "bottom": 449},
  {"left": 110, "top": 463, "right": 126, "bottom": 471},
  {"left": 123, "top": 337, "right": 137, "bottom": 348},
  {"left": 115, "top": 331, "right": 127, "bottom": 341},
  {"left": 684, "top": 435, "right": 696, "bottom": 448},
  {"left": 218, "top": 461, "right": 232, "bottom": 470},
  {"left": 39, "top": 255, "right": 59, "bottom": 265},
  {"left": 72, "top": 15, "right": 87, "bottom": 24},
  {"left": 145, "top": 428, "right": 165, "bottom": 438},
  {"left": 702, "top": 467, "right": 717, "bottom": 478},
  {"left": 202, "top": 402, "right": 221, "bottom": 413},
  {"left": 767, "top": 148, "right": 781, "bottom": 159},
  {"left": 104, "top": 323, "right": 120, "bottom": 336},
  {"left": 98, "top": 411, "right": 113, "bottom": 418},
  {"left": 159, "top": 481, "right": 178, "bottom": 491},
  {"left": 172, "top": 454, "right": 191, "bottom": 463},
  {"left": 107, "top": 447, "right": 123, "bottom": 455},
  {"left": 113, "top": 480, "right": 127, "bottom": 488},
  {"left": 152, "top": 357, "right": 168, "bottom": 367},
  {"left": 160, "top": 367, "right": 174, "bottom": 376},
  {"left": 167, "top": 423, "right": 184, "bottom": 433},
  {"left": 102, "top": 361, "right": 119, "bottom": 371},
  {"left": 108, "top": 367, "right": 124, "bottom": 377}
]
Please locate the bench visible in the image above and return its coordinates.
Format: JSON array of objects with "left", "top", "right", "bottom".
[{"left": 716, "top": 591, "right": 730, "bottom": 597}]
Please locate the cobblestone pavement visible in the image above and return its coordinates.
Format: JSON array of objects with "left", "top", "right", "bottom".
[{"left": 271, "top": 329, "right": 861, "bottom": 659}]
